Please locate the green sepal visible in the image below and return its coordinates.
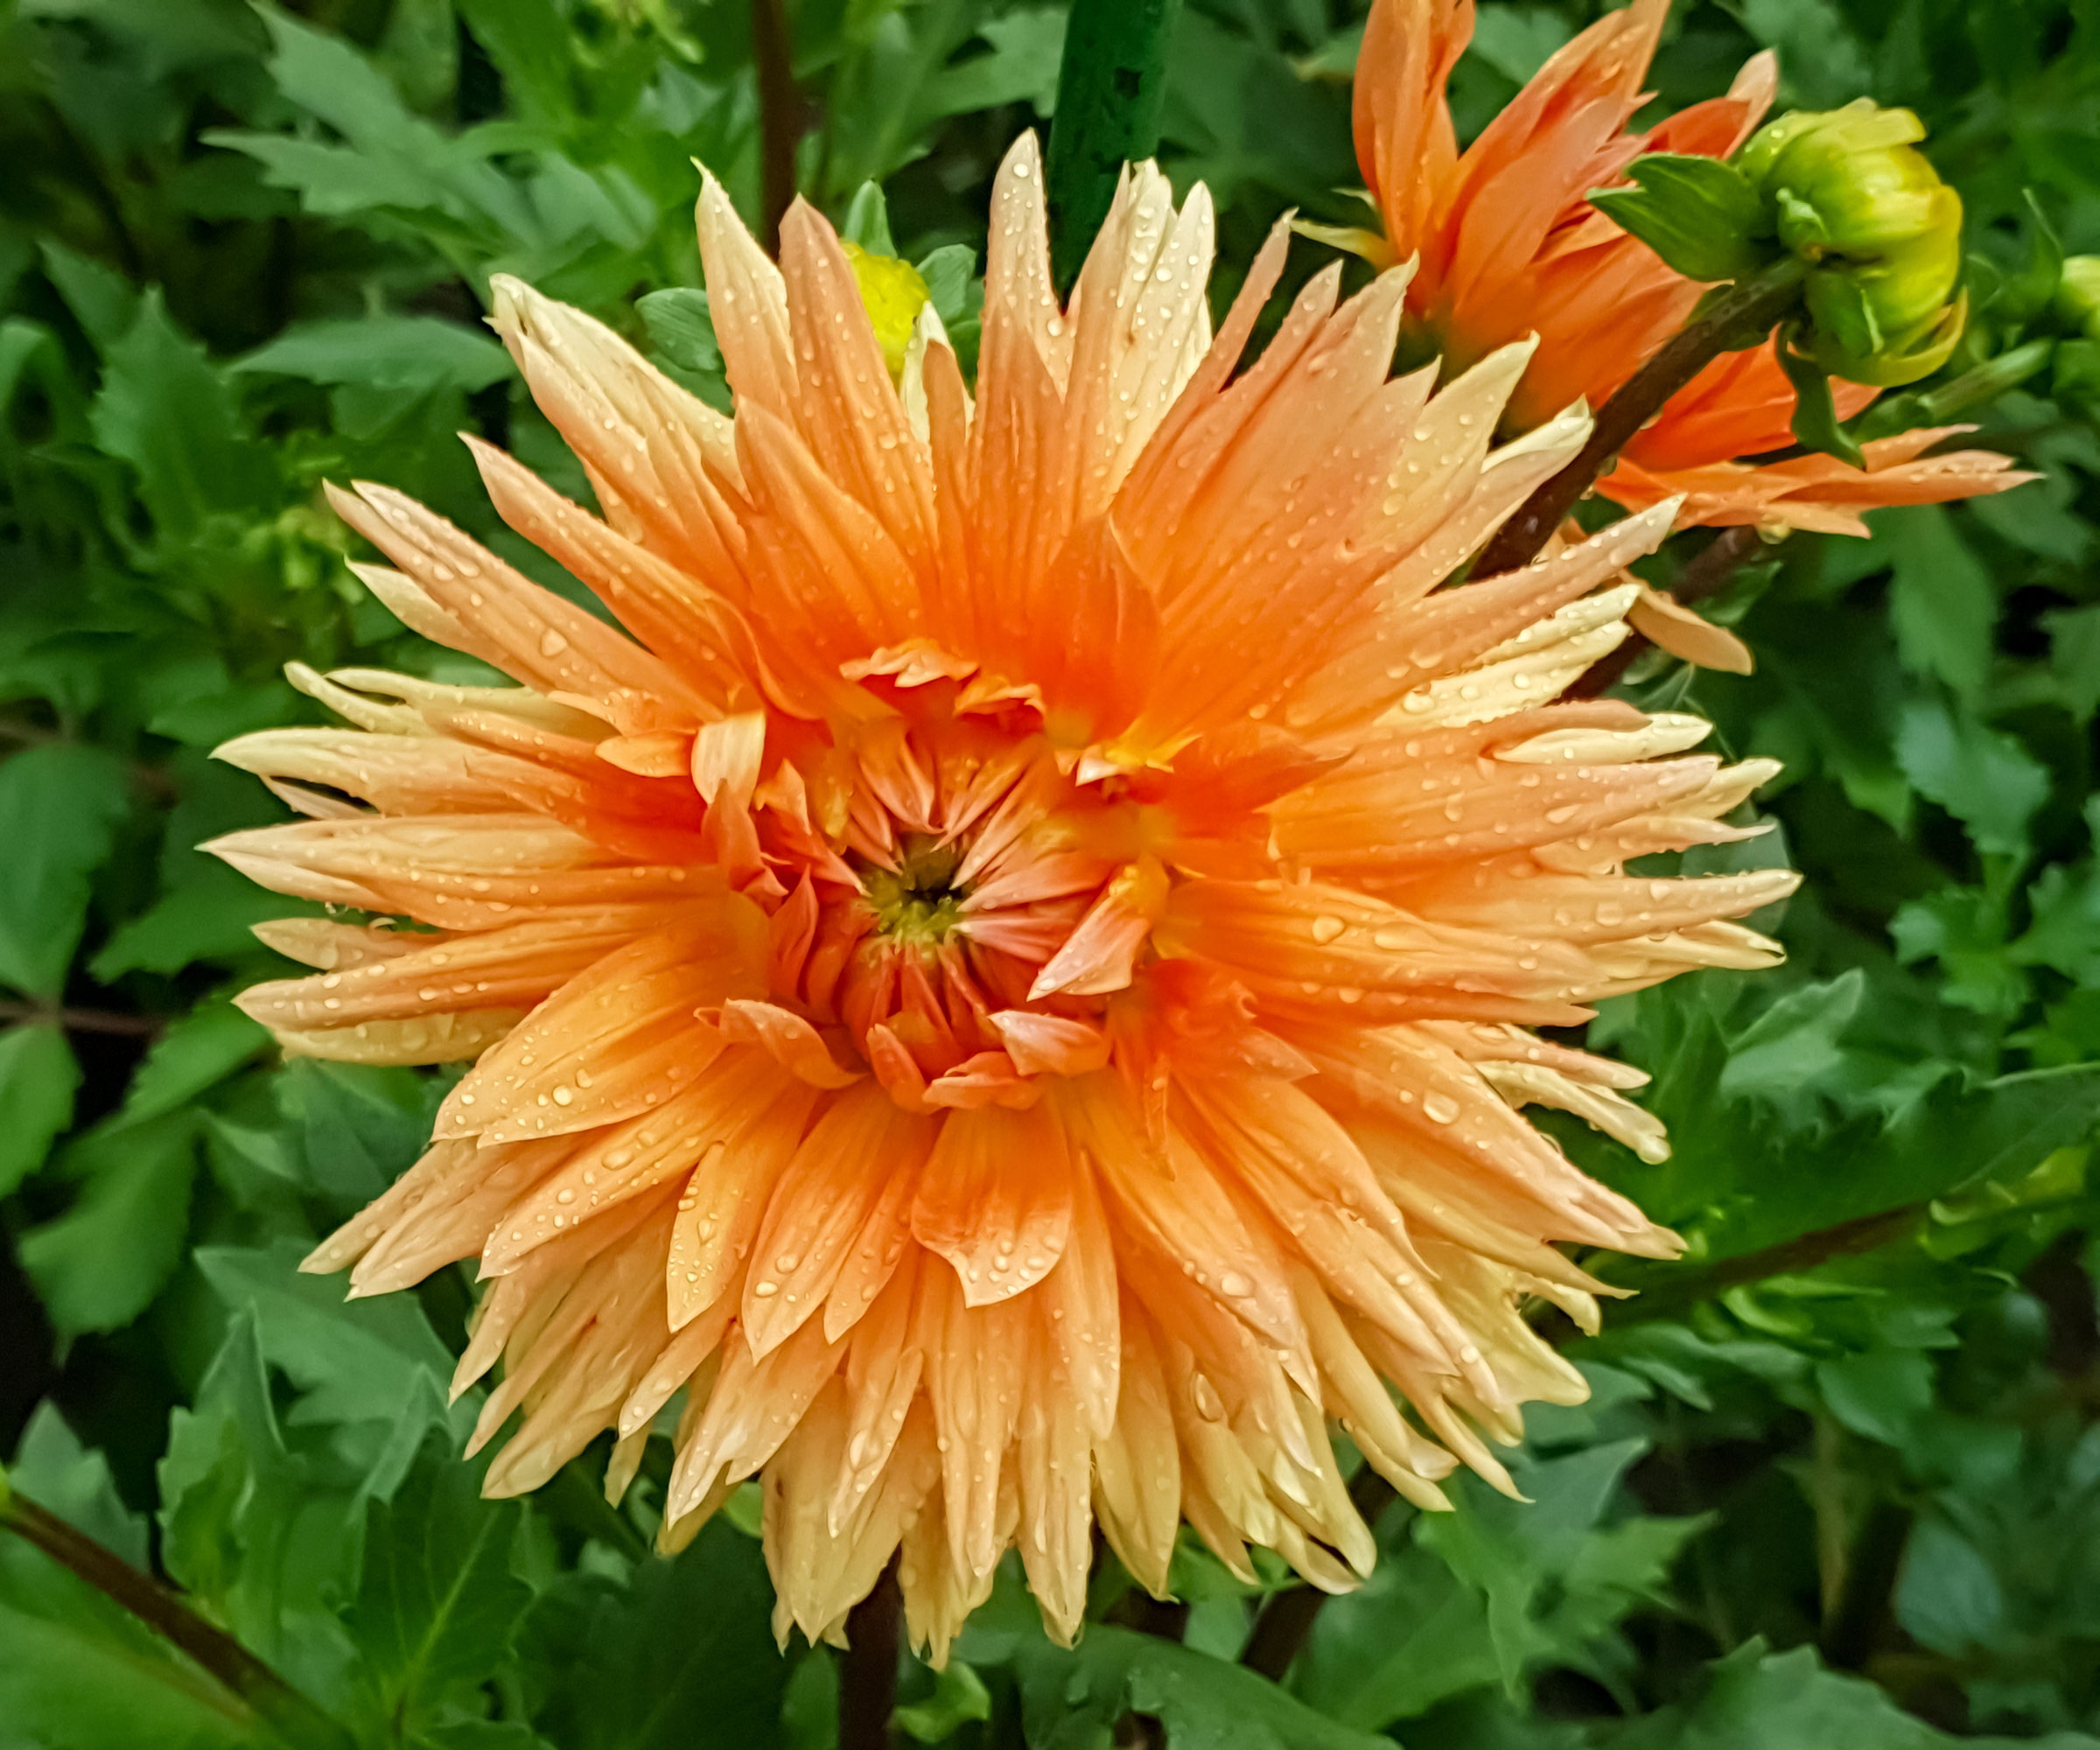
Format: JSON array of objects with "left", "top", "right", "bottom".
[
  {"left": 1778, "top": 330, "right": 1868, "bottom": 468},
  {"left": 1588, "top": 154, "right": 1769, "bottom": 284}
]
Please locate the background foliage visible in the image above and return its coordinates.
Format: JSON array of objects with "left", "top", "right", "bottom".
[{"left": 3, "top": 0, "right": 2100, "bottom": 1745}]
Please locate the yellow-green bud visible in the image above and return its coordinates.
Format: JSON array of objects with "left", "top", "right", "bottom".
[
  {"left": 842, "top": 241, "right": 931, "bottom": 383},
  {"left": 1739, "top": 101, "right": 1966, "bottom": 386},
  {"left": 2057, "top": 257, "right": 2100, "bottom": 340}
]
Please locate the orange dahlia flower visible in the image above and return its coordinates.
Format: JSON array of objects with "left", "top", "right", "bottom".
[
  {"left": 213, "top": 137, "right": 1799, "bottom": 1659},
  {"left": 1351, "top": 0, "right": 2027, "bottom": 533}
]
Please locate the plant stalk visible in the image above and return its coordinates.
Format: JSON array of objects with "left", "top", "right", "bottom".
[
  {"left": 839, "top": 1556, "right": 903, "bottom": 1750},
  {"left": 1473, "top": 257, "right": 1808, "bottom": 578},
  {"left": 1046, "top": 0, "right": 1185, "bottom": 290},
  {"left": 750, "top": 0, "right": 802, "bottom": 252},
  {"left": 1568, "top": 522, "right": 1772, "bottom": 697},
  {"left": 0, "top": 1479, "right": 350, "bottom": 1749}
]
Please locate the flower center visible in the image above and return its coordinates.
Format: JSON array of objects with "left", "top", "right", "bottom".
[{"left": 859, "top": 833, "right": 970, "bottom": 949}]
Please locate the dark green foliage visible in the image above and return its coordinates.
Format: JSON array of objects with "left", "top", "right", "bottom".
[{"left": 4, "top": 2, "right": 2100, "bottom": 1746}]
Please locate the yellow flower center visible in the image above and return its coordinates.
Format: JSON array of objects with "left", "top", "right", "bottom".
[{"left": 842, "top": 240, "right": 931, "bottom": 382}]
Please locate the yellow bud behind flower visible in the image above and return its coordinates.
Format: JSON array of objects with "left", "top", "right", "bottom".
[
  {"left": 2057, "top": 257, "right": 2100, "bottom": 341},
  {"left": 1740, "top": 100, "right": 1966, "bottom": 387},
  {"left": 842, "top": 240, "right": 931, "bottom": 382}
]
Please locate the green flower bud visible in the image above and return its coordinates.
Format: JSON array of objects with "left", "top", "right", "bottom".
[
  {"left": 1738, "top": 100, "right": 1966, "bottom": 387},
  {"left": 2056, "top": 256, "right": 2100, "bottom": 341}
]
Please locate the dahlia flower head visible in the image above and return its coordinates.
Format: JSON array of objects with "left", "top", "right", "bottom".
[
  {"left": 1350, "top": 0, "right": 2028, "bottom": 534},
  {"left": 213, "top": 136, "right": 1802, "bottom": 1662}
]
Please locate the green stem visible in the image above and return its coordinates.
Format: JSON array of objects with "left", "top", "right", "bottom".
[
  {"left": 1853, "top": 336, "right": 2055, "bottom": 441},
  {"left": 0, "top": 1477, "right": 351, "bottom": 1750},
  {"left": 1045, "top": 0, "right": 1185, "bottom": 290},
  {"left": 1473, "top": 256, "right": 1808, "bottom": 578}
]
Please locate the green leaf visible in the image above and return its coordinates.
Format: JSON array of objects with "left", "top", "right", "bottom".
[
  {"left": 895, "top": 1659, "right": 991, "bottom": 1743},
  {"left": 10, "top": 1401, "right": 150, "bottom": 1570},
  {"left": 0, "top": 1022, "right": 79, "bottom": 1196},
  {"left": 116, "top": 1002, "right": 271, "bottom": 1125},
  {"left": 343, "top": 1439, "right": 532, "bottom": 1735},
  {"left": 1466, "top": 4, "right": 1573, "bottom": 84},
  {"left": 1612, "top": 1640, "right": 1965, "bottom": 1747},
  {"left": 923, "top": 10, "right": 1068, "bottom": 119},
  {"left": 18, "top": 1110, "right": 198, "bottom": 1340},
  {"left": 840, "top": 182, "right": 897, "bottom": 256},
  {"left": 284, "top": 1060, "right": 438, "bottom": 1207},
  {"left": 0, "top": 742, "right": 132, "bottom": 998},
  {"left": 1885, "top": 506, "right": 1996, "bottom": 698},
  {"left": 92, "top": 874, "right": 318, "bottom": 981},
  {"left": 1017, "top": 1624, "right": 1393, "bottom": 1749},
  {"left": 1896, "top": 697, "right": 2052, "bottom": 858},
  {"left": 158, "top": 1312, "right": 368, "bottom": 1694},
  {"left": 194, "top": 1239, "right": 461, "bottom": 1446},
  {"left": 235, "top": 316, "right": 511, "bottom": 393},
  {"left": 0, "top": 1550, "right": 262, "bottom": 1750},
  {"left": 1588, "top": 155, "right": 1768, "bottom": 285},
  {"left": 1817, "top": 1348, "right": 1936, "bottom": 1444},
  {"left": 530, "top": 1522, "right": 793, "bottom": 1750},
  {"left": 38, "top": 239, "right": 140, "bottom": 351},
  {"left": 87, "top": 291, "right": 277, "bottom": 539},
  {"left": 636, "top": 287, "right": 722, "bottom": 377}
]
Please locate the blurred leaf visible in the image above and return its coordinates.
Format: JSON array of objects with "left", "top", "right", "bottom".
[
  {"left": 37, "top": 239, "right": 139, "bottom": 352},
  {"left": 532, "top": 1520, "right": 793, "bottom": 1750},
  {"left": 158, "top": 1311, "right": 367, "bottom": 1695},
  {"left": 895, "top": 1658, "right": 991, "bottom": 1743},
  {"left": 92, "top": 873, "right": 317, "bottom": 981},
  {"left": 1301, "top": 1437, "right": 1705, "bottom": 1731},
  {"left": 117, "top": 1002, "right": 271, "bottom": 1124},
  {"left": 1886, "top": 507, "right": 1996, "bottom": 699},
  {"left": 234, "top": 317, "right": 512, "bottom": 393},
  {"left": 194, "top": 1239, "right": 461, "bottom": 1446},
  {"left": 1467, "top": 5, "right": 1573, "bottom": 84},
  {"left": 284, "top": 1059, "right": 438, "bottom": 1208},
  {"left": 0, "top": 742, "right": 131, "bottom": 998},
  {"left": 1896, "top": 696, "right": 2051, "bottom": 859},
  {"left": 87, "top": 291, "right": 276, "bottom": 539},
  {"left": 1017, "top": 1624, "right": 1393, "bottom": 1748},
  {"left": 10, "top": 1401, "right": 150, "bottom": 1569},
  {"left": 0, "top": 1022, "right": 79, "bottom": 1196},
  {"left": 18, "top": 1110, "right": 198, "bottom": 1340}
]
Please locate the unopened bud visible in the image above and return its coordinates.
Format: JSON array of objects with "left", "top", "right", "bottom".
[
  {"left": 2056, "top": 257, "right": 2100, "bottom": 341},
  {"left": 842, "top": 242, "right": 930, "bottom": 382},
  {"left": 1739, "top": 101, "right": 1966, "bottom": 386}
]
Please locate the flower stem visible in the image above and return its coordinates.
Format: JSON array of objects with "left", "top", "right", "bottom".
[
  {"left": 1567, "top": 522, "right": 1771, "bottom": 697},
  {"left": 838, "top": 1556, "right": 903, "bottom": 1750},
  {"left": 1046, "top": 0, "right": 1185, "bottom": 290},
  {"left": 750, "top": 0, "right": 802, "bottom": 252},
  {"left": 0, "top": 1476, "right": 351, "bottom": 1749},
  {"left": 1473, "top": 256, "right": 1809, "bottom": 578}
]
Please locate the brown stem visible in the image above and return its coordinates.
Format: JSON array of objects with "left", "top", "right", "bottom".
[
  {"left": 1473, "top": 259, "right": 1806, "bottom": 579},
  {"left": 750, "top": 0, "right": 803, "bottom": 252},
  {"left": 839, "top": 1557, "right": 902, "bottom": 1750},
  {"left": 1240, "top": 1465, "right": 1396, "bottom": 1682},
  {"left": 1236, "top": 1200, "right": 1921, "bottom": 1682},
  {"left": 1606, "top": 1205, "right": 1924, "bottom": 1328},
  {"left": 1568, "top": 522, "right": 1768, "bottom": 698},
  {"left": 0, "top": 1483, "right": 348, "bottom": 1748},
  {"left": 0, "top": 1002, "right": 161, "bottom": 1038}
]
